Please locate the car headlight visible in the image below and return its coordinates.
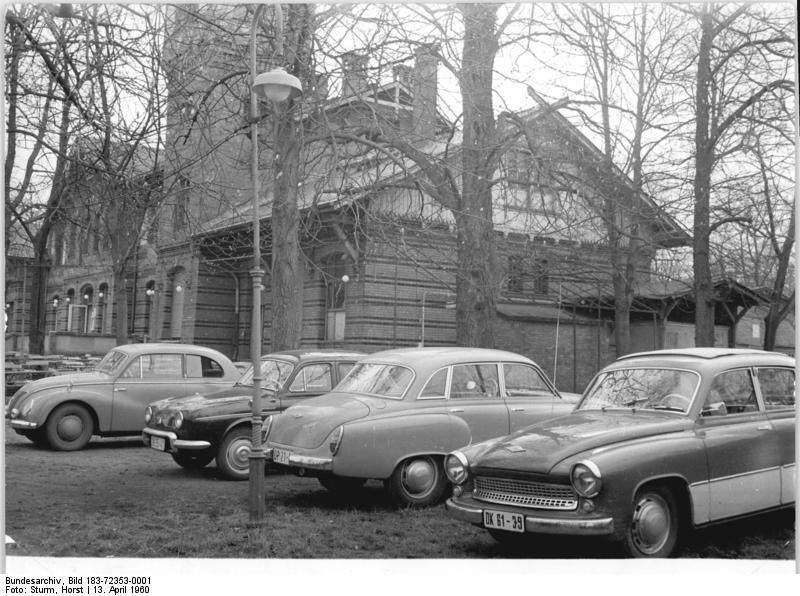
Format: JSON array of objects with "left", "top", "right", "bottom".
[
  {"left": 570, "top": 460, "right": 602, "bottom": 498},
  {"left": 173, "top": 411, "right": 184, "bottom": 429},
  {"left": 444, "top": 451, "right": 470, "bottom": 485},
  {"left": 329, "top": 426, "right": 344, "bottom": 455},
  {"left": 144, "top": 406, "right": 153, "bottom": 423}
]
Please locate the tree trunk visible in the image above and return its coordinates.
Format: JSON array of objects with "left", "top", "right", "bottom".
[
  {"left": 270, "top": 106, "right": 304, "bottom": 351},
  {"left": 456, "top": 3, "right": 499, "bottom": 348},
  {"left": 693, "top": 6, "right": 716, "bottom": 347},
  {"left": 113, "top": 267, "right": 130, "bottom": 346}
]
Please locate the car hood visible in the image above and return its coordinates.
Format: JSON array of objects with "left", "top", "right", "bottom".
[
  {"left": 6, "top": 371, "right": 109, "bottom": 406},
  {"left": 268, "top": 392, "right": 378, "bottom": 450},
  {"left": 149, "top": 386, "right": 254, "bottom": 417},
  {"left": 469, "top": 410, "right": 692, "bottom": 474}
]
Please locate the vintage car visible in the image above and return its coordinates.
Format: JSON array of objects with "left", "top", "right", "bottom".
[
  {"left": 444, "top": 348, "right": 795, "bottom": 557},
  {"left": 264, "top": 347, "right": 579, "bottom": 506},
  {"left": 5, "top": 343, "right": 241, "bottom": 451},
  {"left": 142, "top": 350, "right": 364, "bottom": 480}
]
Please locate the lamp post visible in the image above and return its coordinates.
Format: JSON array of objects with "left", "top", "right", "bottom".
[{"left": 247, "top": 4, "right": 302, "bottom": 524}]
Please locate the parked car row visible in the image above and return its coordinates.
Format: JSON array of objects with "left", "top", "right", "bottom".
[{"left": 5, "top": 342, "right": 795, "bottom": 558}]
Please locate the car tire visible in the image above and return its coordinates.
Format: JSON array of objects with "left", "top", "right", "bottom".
[
  {"left": 624, "top": 485, "right": 680, "bottom": 558},
  {"left": 216, "top": 427, "right": 253, "bottom": 481},
  {"left": 171, "top": 451, "right": 215, "bottom": 470},
  {"left": 318, "top": 475, "right": 366, "bottom": 494},
  {"left": 44, "top": 403, "right": 94, "bottom": 451},
  {"left": 385, "top": 455, "right": 448, "bottom": 507}
]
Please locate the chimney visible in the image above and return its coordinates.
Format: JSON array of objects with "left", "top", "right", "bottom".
[
  {"left": 412, "top": 43, "right": 438, "bottom": 142},
  {"left": 341, "top": 51, "right": 370, "bottom": 97}
]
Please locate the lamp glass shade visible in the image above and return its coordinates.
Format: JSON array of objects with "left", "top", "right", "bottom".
[{"left": 253, "top": 68, "right": 303, "bottom": 102}]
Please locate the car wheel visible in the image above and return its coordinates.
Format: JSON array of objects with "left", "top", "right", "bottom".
[
  {"left": 624, "top": 486, "right": 679, "bottom": 558},
  {"left": 44, "top": 403, "right": 94, "bottom": 451},
  {"left": 216, "top": 427, "right": 253, "bottom": 481},
  {"left": 171, "top": 451, "right": 215, "bottom": 470},
  {"left": 318, "top": 475, "right": 366, "bottom": 494},
  {"left": 385, "top": 455, "right": 448, "bottom": 507}
]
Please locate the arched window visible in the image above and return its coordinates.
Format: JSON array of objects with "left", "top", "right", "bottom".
[
  {"left": 81, "top": 285, "right": 94, "bottom": 333},
  {"left": 96, "top": 283, "right": 108, "bottom": 333},
  {"left": 170, "top": 269, "right": 187, "bottom": 339},
  {"left": 144, "top": 280, "right": 156, "bottom": 340}
]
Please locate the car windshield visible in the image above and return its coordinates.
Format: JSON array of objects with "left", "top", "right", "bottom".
[
  {"left": 335, "top": 362, "right": 414, "bottom": 399},
  {"left": 94, "top": 350, "right": 129, "bottom": 375},
  {"left": 237, "top": 358, "right": 294, "bottom": 389},
  {"left": 579, "top": 368, "right": 700, "bottom": 413}
]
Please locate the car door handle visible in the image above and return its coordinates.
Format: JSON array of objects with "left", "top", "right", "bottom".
[
  {"left": 114, "top": 387, "right": 127, "bottom": 392},
  {"left": 511, "top": 408, "right": 525, "bottom": 412},
  {"left": 449, "top": 408, "right": 464, "bottom": 413},
  {"left": 757, "top": 424, "right": 771, "bottom": 431}
]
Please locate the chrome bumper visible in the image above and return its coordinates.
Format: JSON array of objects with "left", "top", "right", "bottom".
[
  {"left": 142, "top": 428, "right": 211, "bottom": 450},
  {"left": 264, "top": 447, "right": 333, "bottom": 470},
  {"left": 8, "top": 419, "right": 38, "bottom": 429},
  {"left": 445, "top": 498, "right": 615, "bottom": 536}
]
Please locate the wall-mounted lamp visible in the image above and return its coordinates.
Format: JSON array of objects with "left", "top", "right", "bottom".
[
  {"left": 83, "top": 293, "right": 90, "bottom": 301},
  {"left": 341, "top": 275, "right": 350, "bottom": 283},
  {"left": 175, "top": 284, "right": 184, "bottom": 293},
  {"left": 65, "top": 296, "right": 71, "bottom": 304},
  {"left": 53, "top": 298, "right": 60, "bottom": 308},
  {"left": 146, "top": 288, "right": 156, "bottom": 297},
  {"left": 98, "top": 291, "right": 104, "bottom": 299}
]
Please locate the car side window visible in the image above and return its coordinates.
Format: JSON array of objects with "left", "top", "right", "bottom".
[
  {"left": 756, "top": 367, "right": 795, "bottom": 410},
  {"left": 705, "top": 369, "right": 758, "bottom": 415},
  {"left": 450, "top": 364, "right": 499, "bottom": 400},
  {"left": 503, "top": 363, "right": 555, "bottom": 398},
  {"left": 289, "top": 364, "right": 332, "bottom": 393},
  {"left": 420, "top": 368, "right": 448, "bottom": 399},
  {"left": 140, "top": 354, "right": 184, "bottom": 380},
  {"left": 185, "top": 355, "right": 226, "bottom": 378},
  {"left": 119, "top": 357, "right": 142, "bottom": 379},
  {"left": 338, "top": 362, "right": 355, "bottom": 381}
]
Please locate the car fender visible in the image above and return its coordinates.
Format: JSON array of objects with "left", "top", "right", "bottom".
[
  {"left": 331, "top": 410, "right": 472, "bottom": 479},
  {"left": 552, "top": 427, "right": 704, "bottom": 530},
  {"left": 22, "top": 386, "right": 111, "bottom": 431}
]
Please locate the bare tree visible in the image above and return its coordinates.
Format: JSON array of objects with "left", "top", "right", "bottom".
[{"left": 690, "top": 4, "right": 794, "bottom": 346}]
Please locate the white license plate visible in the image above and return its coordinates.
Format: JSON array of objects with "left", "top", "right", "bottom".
[
  {"left": 483, "top": 509, "right": 525, "bottom": 533},
  {"left": 150, "top": 436, "right": 166, "bottom": 451},
  {"left": 273, "top": 448, "right": 291, "bottom": 465}
]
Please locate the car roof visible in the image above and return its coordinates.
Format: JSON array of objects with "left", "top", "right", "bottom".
[
  {"left": 611, "top": 348, "right": 794, "bottom": 370},
  {"left": 110, "top": 343, "right": 231, "bottom": 359},
  {"left": 263, "top": 349, "right": 366, "bottom": 364},
  {"left": 358, "top": 347, "right": 537, "bottom": 368}
]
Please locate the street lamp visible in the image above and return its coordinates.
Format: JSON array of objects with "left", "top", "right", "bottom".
[{"left": 248, "top": 4, "right": 302, "bottom": 524}]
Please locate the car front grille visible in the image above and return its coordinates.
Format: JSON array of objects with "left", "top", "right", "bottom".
[{"left": 473, "top": 476, "right": 578, "bottom": 511}]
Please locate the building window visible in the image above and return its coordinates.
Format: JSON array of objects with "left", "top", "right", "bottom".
[
  {"left": 173, "top": 176, "right": 190, "bottom": 232},
  {"left": 144, "top": 280, "right": 156, "bottom": 340},
  {"left": 81, "top": 286, "right": 94, "bottom": 333},
  {"left": 533, "top": 259, "right": 549, "bottom": 295},
  {"left": 170, "top": 270, "right": 187, "bottom": 339},
  {"left": 96, "top": 283, "right": 108, "bottom": 333},
  {"left": 323, "top": 255, "right": 348, "bottom": 342},
  {"left": 507, "top": 256, "right": 524, "bottom": 293}
]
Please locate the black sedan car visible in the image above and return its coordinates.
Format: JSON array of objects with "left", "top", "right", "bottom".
[{"left": 142, "top": 350, "right": 364, "bottom": 479}]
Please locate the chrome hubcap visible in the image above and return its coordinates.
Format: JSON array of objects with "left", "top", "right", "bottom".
[
  {"left": 402, "top": 458, "right": 436, "bottom": 495},
  {"left": 228, "top": 438, "right": 252, "bottom": 471},
  {"left": 631, "top": 495, "right": 670, "bottom": 554},
  {"left": 57, "top": 415, "right": 84, "bottom": 442}
]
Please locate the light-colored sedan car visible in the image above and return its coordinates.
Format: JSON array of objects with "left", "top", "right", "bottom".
[
  {"left": 5, "top": 343, "right": 241, "bottom": 451},
  {"left": 264, "top": 347, "right": 578, "bottom": 506},
  {"left": 444, "top": 348, "right": 795, "bottom": 557}
]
